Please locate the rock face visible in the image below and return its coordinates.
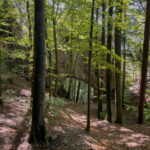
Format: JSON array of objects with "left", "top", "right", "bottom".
[{"left": 58, "top": 50, "right": 98, "bottom": 89}]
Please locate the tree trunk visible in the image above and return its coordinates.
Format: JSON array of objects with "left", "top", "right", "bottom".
[
  {"left": 73, "top": 79, "right": 77, "bottom": 101},
  {"left": 138, "top": 0, "right": 150, "bottom": 124},
  {"left": 66, "top": 50, "right": 73, "bottom": 100},
  {"left": 122, "top": 4, "right": 127, "bottom": 108},
  {"left": 106, "top": 0, "right": 113, "bottom": 123},
  {"left": 86, "top": 0, "right": 95, "bottom": 133},
  {"left": 0, "top": 48, "right": 2, "bottom": 105},
  {"left": 45, "top": 18, "right": 52, "bottom": 98},
  {"left": 101, "top": 0, "right": 106, "bottom": 46},
  {"left": 122, "top": 31, "right": 126, "bottom": 108},
  {"left": 26, "top": 0, "right": 32, "bottom": 43},
  {"left": 53, "top": 0, "right": 59, "bottom": 97},
  {"left": 29, "top": 0, "right": 47, "bottom": 144},
  {"left": 26, "top": 0, "right": 34, "bottom": 98},
  {"left": 99, "top": 0, "right": 106, "bottom": 118},
  {"left": 115, "top": 0, "right": 123, "bottom": 124},
  {"left": 76, "top": 81, "right": 81, "bottom": 103},
  {"left": 95, "top": 8, "right": 101, "bottom": 120}
]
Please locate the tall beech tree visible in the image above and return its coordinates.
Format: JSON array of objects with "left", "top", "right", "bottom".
[
  {"left": 86, "top": 0, "right": 95, "bottom": 133},
  {"left": 29, "top": 0, "right": 47, "bottom": 144},
  {"left": 138, "top": 0, "right": 150, "bottom": 124},
  {"left": 114, "top": 0, "right": 123, "bottom": 124},
  {"left": 106, "top": 0, "right": 113, "bottom": 123}
]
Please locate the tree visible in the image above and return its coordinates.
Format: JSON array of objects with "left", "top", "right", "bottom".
[
  {"left": 114, "top": 0, "right": 123, "bottom": 124},
  {"left": 52, "top": 0, "right": 59, "bottom": 97},
  {"left": 138, "top": 0, "right": 150, "bottom": 124},
  {"left": 29, "top": 0, "right": 47, "bottom": 144},
  {"left": 26, "top": 0, "right": 32, "bottom": 44},
  {"left": 122, "top": 3, "right": 127, "bottom": 108},
  {"left": 106, "top": 0, "right": 113, "bottom": 123},
  {"left": 96, "top": 7, "right": 101, "bottom": 120},
  {"left": 76, "top": 81, "right": 81, "bottom": 103},
  {"left": 86, "top": 0, "right": 95, "bottom": 133}
]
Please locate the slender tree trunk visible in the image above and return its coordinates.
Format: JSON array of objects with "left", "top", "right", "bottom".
[
  {"left": 102, "top": 0, "right": 106, "bottom": 46},
  {"left": 29, "top": 0, "right": 47, "bottom": 144},
  {"left": 106, "top": 0, "right": 113, "bottom": 122},
  {"left": 115, "top": 0, "right": 123, "bottom": 124},
  {"left": 86, "top": 0, "right": 95, "bottom": 133},
  {"left": 95, "top": 8, "right": 101, "bottom": 120},
  {"left": 26, "top": 0, "right": 32, "bottom": 43},
  {"left": 49, "top": 51, "right": 52, "bottom": 98},
  {"left": 99, "top": 0, "right": 106, "bottom": 118},
  {"left": 26, "top": 0, "right": 34, "bottom": 99},
  {"left": 73, "top": 79, "right": 76, "bottom": 101},
  {"left": 0, "top": 48, "right": 2, "bottom": 105},
  {"left": 67, "top": 50, "right": 73, "bottom": 100},
  {"left": 76, "top": 81, "right": 81, "bottom": 103},
  {"left": 45, "top": 18, "right": 52, "bottom": 98},
  {"left": 122, "top": 4, "right": 127, "bottom": 108},
  {"left": 67, "top": 12, "right": 74, "bottom": 100},
  {"left": 138, "top": 0, "right": 150, "bottom": 124},
  {"left": 122, "top": 31, "right": 126, "bottom": 108},
  {"left": 53, "top": 0, "right": 59, "bottom": 97}
]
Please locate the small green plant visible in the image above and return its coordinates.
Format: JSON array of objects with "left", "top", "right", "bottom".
[{"left": 45, "top": 97, "right": 68, "bottom": 123}]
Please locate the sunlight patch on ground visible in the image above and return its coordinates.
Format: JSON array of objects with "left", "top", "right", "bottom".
[
  {"left": 126, "top": 142, "right": 139, "bottom": 147},
  {"left": 91, "top": 120, "right": 109, "bottom": 127},
  {"left": 0, "top": 118, "right": 16, "bottom": 126},
  {"left": 119, "top": 127, "right": 133, "bottom": 133},
  {"left": 83, "top": 135, "right": 106, "bottom": 150},
  {"left": 0, "top": 126, "right": 15, "bottom": 134},
  {"left": 17, "top": 134, "right": 31, "bottom": 150},
  {"left": 70, "top": 114, "right": 86, "bottom": 123},
  {"left": 131, "top": 133, "right": 148, "bottom": 138},
  {"left": 20, "top": 89, "right": 31, "bottom": 97},
  {"left": 100, "top": 139, "right": 109, "bottom": 145},
  {"left": 53, "top": 126, "right": 65, "bottom": 133}
]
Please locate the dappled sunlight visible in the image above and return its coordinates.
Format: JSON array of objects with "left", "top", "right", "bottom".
[
  {"left": 0, "top": 118, "right": 16, "bottom": 126},
  {"left": 126, "top": 142, "right": 140, "bottom": 148},
  {"left": 91, "top": 120, "right": 109, "bottom": 127},
  {"left": 0, "top": 126, "right": 15, "bottom": 135},
  {"left": 70, "top": 114, "right": 87, "bottom": 124},
  {"left": 119, "top": 127, "right": 133, "bottom": 133},
  {"left": 0, "top": 92, "right": 30, "bottom": 150},
  {"left": 17, "top": 133, "right": 32, "bottom": 150},
  {"left": 53, "top": 126, "right": 65, "bottom": 134},
  {"left": 20, "top": 89, "right": 31, "bottom": 97},
  {"left": 83, "top": 135, "right": 106, "bottom": 150}
]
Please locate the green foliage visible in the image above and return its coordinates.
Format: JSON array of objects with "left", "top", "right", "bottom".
[{"left": 45, "top": 97, "right": 68, "bottom": 122}]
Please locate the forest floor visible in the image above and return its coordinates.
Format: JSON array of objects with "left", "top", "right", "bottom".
[{"left": 0, "top": 77, "right": 150, "bottom": 150}]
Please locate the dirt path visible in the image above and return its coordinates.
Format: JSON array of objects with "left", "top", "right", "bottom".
[
  {"left": 0, "top": 76, "right": 32, "bottom": 150},
  {"left": 49, "top": 103, "right": 150, "bottom": 150}
]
